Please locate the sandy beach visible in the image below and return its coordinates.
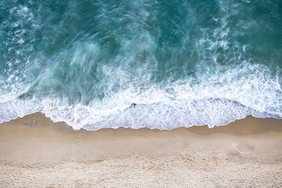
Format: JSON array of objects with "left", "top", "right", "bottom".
[
  {"left": 0, "top": 113, "right": 281, "bottom": 187},
  {"left": 1, "top": 0, "right": 282, "bottom": 187}
]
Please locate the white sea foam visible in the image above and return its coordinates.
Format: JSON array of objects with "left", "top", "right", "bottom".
[
  {"left": 0, "top": 62, "right": 281, "bottom": 130},
  {"left": 0, "top": 93, "right": 278, "bottom": 131}
]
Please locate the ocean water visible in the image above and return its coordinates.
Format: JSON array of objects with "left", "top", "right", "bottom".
[{"left": 0, "top": 0, "right": 281, "bottom": 130}]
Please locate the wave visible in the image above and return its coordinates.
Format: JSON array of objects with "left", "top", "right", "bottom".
[
  {"left": 1, "top": 63, "right": 281, "bottom": 131},
  {"left": 0, "top": 96, "right": 279, "bottom": 131}
]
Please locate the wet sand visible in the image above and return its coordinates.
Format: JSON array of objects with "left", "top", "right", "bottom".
[{"left": 0, "top": 113, "right": 281, "bottom": 187}]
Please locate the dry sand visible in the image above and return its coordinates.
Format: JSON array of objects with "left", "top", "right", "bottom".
[{"left": 0, "top": 113, "right": 281, "bottom": 187}]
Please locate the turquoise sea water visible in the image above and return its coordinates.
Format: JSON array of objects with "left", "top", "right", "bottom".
[{"left": 0, "top": 0, "right": 281, "bottom": 130}]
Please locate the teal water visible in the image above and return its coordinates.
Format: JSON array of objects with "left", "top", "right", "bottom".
[{"left": 0, "top": 0, "right": 281, "bottom": 130}]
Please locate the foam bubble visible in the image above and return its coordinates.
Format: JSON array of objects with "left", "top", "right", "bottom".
[{"left": 0, "top": 97, "right": 42, "bottom": 124}]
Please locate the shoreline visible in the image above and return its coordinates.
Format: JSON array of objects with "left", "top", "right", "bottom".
[{"left": 0, "top": 113, "right": 281, "bottom": 187}]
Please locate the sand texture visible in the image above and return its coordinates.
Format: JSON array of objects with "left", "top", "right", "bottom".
[{"left": 0, "top": 114, "right": 282, "bottom": 187}]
